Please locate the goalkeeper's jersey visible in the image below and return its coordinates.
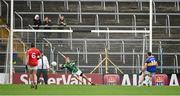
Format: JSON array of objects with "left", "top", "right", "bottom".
[
  {"left": 62, "top": 61, "right": 79, "bottom": 73},
  {"left": 145, "top": 56, "right": 158, "bottom": 72}
]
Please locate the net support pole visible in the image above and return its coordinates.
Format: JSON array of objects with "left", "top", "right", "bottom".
[
  {"left": 10, "top": 0, "right": 14, "bottom": 84},
  {"left": 0, "top": 0, "right": 1, "bottom": 16},
  {"left": 105, "top": 48, "right": 108, "bottom": 73},
  {"left": 149, "top": 0, "right": 153, "bottom": 52}
]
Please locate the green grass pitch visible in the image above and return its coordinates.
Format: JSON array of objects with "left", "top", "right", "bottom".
[{"left": 0, "top": 84, "right": 180, "bottom": 96}]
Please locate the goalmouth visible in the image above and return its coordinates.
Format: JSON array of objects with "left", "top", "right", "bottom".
[{"left": 8, "top": 0, "right": 153, "bottom": 84}]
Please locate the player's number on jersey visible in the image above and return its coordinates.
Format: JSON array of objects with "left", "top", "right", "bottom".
[{"left": 31, "top": 53, "right": 36, "bottom": 58}]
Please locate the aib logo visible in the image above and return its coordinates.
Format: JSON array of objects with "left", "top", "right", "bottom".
[
  {"left": 153, "top": 74, "right": 168, "bottom": 86},
  {"left": 107, "top": 76, "right": 116, "bottom": 82},
  {"left": 155, "top": 76, "right": 164, "bottom": 82}
]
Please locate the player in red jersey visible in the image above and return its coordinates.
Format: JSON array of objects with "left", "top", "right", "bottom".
[{"left": 26, "top": 43, "right": 41, "bottom": 89}]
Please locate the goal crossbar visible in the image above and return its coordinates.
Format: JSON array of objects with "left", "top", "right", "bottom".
[
  {"left": 13, "top": 29, "right": 73, "bottom": 33},
  {"left": 91, "top": 30, "right": 150, "bottom": 33}
]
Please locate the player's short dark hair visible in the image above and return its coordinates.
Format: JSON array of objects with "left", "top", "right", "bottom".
[
  {"left": 31, "top": 43, "right": 35, "bottom": 48},
  {"left": 147, "top": 52, "right": 152, "bottom": 56}
]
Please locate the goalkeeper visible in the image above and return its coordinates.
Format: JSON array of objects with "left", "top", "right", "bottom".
[{"left": 59, "top": 56, "right": 95, "bottom": 85}]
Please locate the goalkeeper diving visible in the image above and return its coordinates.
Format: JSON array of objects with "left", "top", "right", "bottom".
[{"left": 59, "top": 56, "right": 95, "bottom": 85}]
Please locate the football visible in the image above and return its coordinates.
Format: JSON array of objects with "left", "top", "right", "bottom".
[{"left": 51, "top": 61, "right": 57, "bottom": 66}]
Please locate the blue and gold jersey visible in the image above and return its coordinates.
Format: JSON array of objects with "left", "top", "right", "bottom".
[{"left": 145, "top": 56, "right": 158, "bottom": 72}]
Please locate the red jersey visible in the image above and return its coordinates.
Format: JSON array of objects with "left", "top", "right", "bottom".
[{"left": 26, "top": 48, "right": 41, "bottom": 66}]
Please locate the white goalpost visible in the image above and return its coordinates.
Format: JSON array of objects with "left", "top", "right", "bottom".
[{"left": 9, "top": 0, "right": 14, "bottom": 84}]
